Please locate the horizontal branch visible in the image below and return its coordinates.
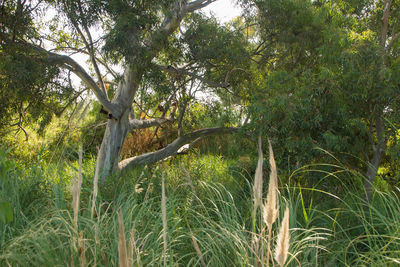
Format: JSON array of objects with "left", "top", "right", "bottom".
[
  {"left": 129, "top": 117, "right": 173, "bottom": 130},
  {"left": 118, "top": 126, "right": 238, "bottom": 172},
  {"left": 185, "top": 0, "right": 216, "bottom": 13},
  {"left": 24, "top": 42, "right": 122, "bottom": 118}
]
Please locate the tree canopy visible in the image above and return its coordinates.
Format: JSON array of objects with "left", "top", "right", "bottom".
[{"left": 1, "top": 0, "right": 400, "bottom": 197}]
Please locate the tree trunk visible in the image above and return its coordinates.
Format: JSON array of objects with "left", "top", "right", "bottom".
[
  {"left": 364, "top": 145, "right": 385, "bottom": 201},
  {"left": 95, "top": 109, "right": 130, "bottom": 185},
  {"left": 364, "top": 114, "right": 386, "bottom": 201}
]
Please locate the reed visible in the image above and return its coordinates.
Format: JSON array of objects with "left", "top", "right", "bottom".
[
  {"left": 72, "top": 145, "right": 83, "bottom": 230},
  {"left": 161, "top": 174, "right": 167, "bottom": 266},
  {"left": 118, "top": 209, "right": 128, "bottom": 267}
]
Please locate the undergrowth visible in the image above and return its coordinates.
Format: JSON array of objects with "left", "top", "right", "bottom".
[{"left": 0, "top": 149, "right": 399, "bottom": 266}]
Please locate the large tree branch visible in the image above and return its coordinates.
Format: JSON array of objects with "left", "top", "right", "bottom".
[
  {"left": 27, "top": 43, "right": 122, "bottom": 117},
  {"left": 185, "top": 0, "right": 216, "bottom": 13},
  {"left": 118, "top": 126, "right": 238, "bottom": 172},
  {"left": 129, "top": 117, "right": 172, "bottom": 130}
]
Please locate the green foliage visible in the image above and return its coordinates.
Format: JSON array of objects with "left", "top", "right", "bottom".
[
  {"left": 0, "top": 1, "right": 74, "bottom": 134},
  {"left": 246, "top": 0, "right": 400, "bottom": 184}
]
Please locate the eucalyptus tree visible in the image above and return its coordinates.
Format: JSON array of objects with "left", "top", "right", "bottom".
[
  {"left": 245, "top": 0, "right": 400, "bottom": 198},
  {"left": 1, "top": 0, "right": 251, "bottom": 184}
]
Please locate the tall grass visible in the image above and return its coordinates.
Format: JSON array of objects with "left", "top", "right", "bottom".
[{"left": 0, "top": 148, "right": 399, "bottom": 266}]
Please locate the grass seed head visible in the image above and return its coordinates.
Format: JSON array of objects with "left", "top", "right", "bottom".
[
  {"left": 253, "top": 135, "right": 264, "bottom": 209},
  {"left": 263, "top": 140, "right": 279, "bottom": 229},
  {"left": 275, "top": 206, "right": 290, "bottom": 267}
]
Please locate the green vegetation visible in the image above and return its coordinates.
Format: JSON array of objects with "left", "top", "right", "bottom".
[
  {"left": 1, "top": 0, "right": 400, "bottom": 265},
  {"left": 1, "top": 145, "right": 400, "bottom": 266}
]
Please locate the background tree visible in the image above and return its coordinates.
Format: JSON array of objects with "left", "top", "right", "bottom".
[{"left": 245, "top": 0, "right": 400, "bottom": 198}]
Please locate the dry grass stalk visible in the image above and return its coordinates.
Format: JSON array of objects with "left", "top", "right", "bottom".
[
  {"left": 72, "top": 145, "right": 83, "bottom": 230},
  {"left": 91, "top": 168, "right": 99, "bottom": 219},
  {"left": 118, "top": 209, "right": 129, "bottom": 267},
  {"left": 161, "top": 174, "right": 168, "bottom": 266},
  {"left": 128, "top": 226, "right": 142, "bottom": 267},
  {"left": 101, "top": 250, "right": 108, "bottom": 266},
  {"left": 78, "top": 231, "right": 86, "bottom": 267},
  {"left": 275, "top": 206, "right": 290, "bottom": 267},
  {"left": 188, "top": 224, "right": 207, "bottom": 267},
  {"left": 263, "top": 140, "right": 280, "bottom": 267},
  {"left": 128, "top": 228, "right": 134, "bottom": 266},
  {"left": 94, "top": 223, "right": 100, "bottom": 267},
  {"left": 252, "top": 136, "right": 264, "bottom": 267}
]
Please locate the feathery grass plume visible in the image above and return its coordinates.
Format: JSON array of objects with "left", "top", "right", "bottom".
[
  {"left": 263, "top": 139, "right": 280, "bottom": 267},
  {"left": 71, "top": 145, "right": 83, "bottom": 230},
  {"left": 128, "top": 228, "right": 134, "bottom": 266},
  {"left": 275, "top": 206, "right": 290, "bottom": 267},
  {"left": 253, "top": 135, "right": 264, "bottom": 210},
  {"left": 263, "top": 139, "right": 279, "bottom": 229},
  {"left": 78, "top": 231, "right": 86, "bottom": 267},
  {"left": 161, "top": 173, "right": 168, "bottom": 266},
  {"left": 118, "top": 209, "right": 128, "bottom": 267},
  {"left": 188, "top": 224, "right": 207, "bottom": 267},
  {"left": 252, "top": 136, "right": 264, "bottom": 267}
]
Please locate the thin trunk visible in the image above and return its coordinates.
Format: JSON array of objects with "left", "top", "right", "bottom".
[
  {"left": 364, "top": 146, "right": 384, "bottom": 201},
  {"left": 364, "top": 114, "right": 386, "bottom": 201},
  {"left": 363, "top": 0, "right": 392, "bottom": 201}
]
